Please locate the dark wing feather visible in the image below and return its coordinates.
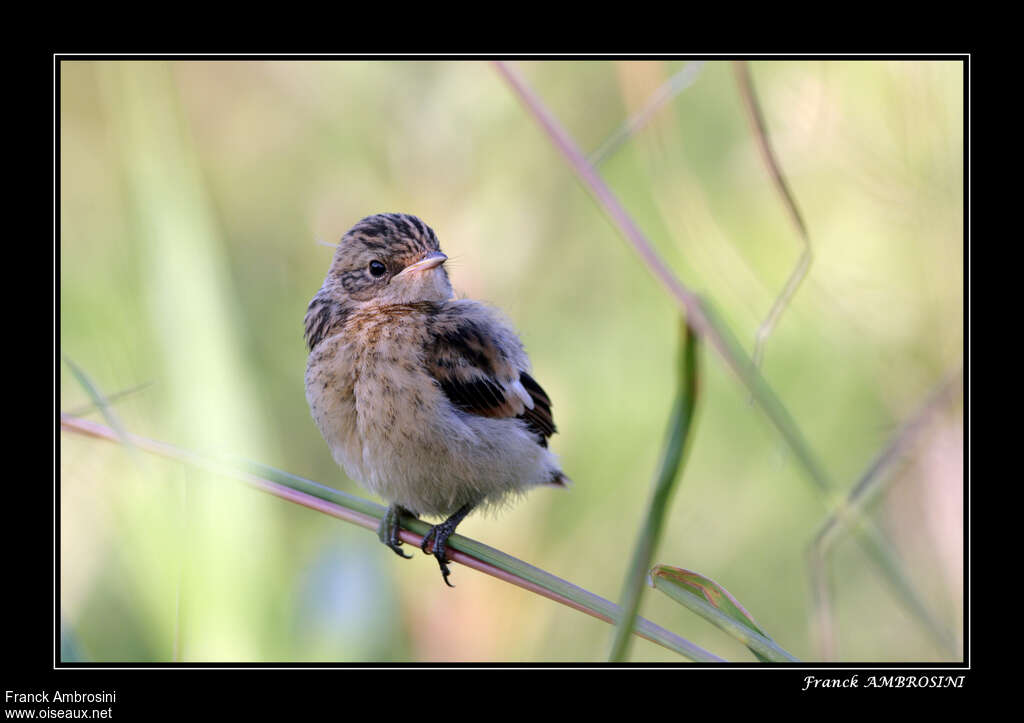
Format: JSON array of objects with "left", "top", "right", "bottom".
[
  {"left": 518, "top": 371, "right": 556, "bottom": 445},
  {"left": 437, "top": 377, "right": 509, "bottom": 416},
  {"left": 424, "top": 320, "right": 557, "bottom": 447}
]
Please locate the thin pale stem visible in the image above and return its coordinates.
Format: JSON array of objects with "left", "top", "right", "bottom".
[
  {"left": 814, "top": 366, "right": 963, "bottom": 553},
  {"left": 807, "top": 545, "right": 837, "bottom": 661},
  {"left": 809, "top": 367, "right": 963, "bottom": 659},
  {"left": 733, "top": 61, "right": 813, "bottom": 371},
  {"left": 64, "top": 381, "right": 154, "bottom": 418},
  {"left": 590, "top": 61, "right": 705, "bottom": 166},
  {"left": 751, "top": 248, "right": 811, "bottom": 370}
]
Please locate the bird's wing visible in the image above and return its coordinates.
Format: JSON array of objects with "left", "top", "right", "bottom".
[{"left": 425, "top": 303, "right": 557, "bottom": 446}]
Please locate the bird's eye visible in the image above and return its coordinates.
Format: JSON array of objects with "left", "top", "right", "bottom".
[{"left": 368, "top": 260, "right": 387, "bottom": 278}]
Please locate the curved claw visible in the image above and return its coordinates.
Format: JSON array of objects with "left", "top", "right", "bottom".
[
  {"left": 439, "top": 560, "right": 455, "bottom": 588},
  {"left": 419, "top": 503, "right": 474, "bottom": 587},
  {"left": 378, "top": 505, "right": 414, "bottom": 559},
  {"left": 389, "top": 543, "right": 413, "bottom": 560},
  {"left": 420, "top": 527, "right": 436, "bottom": 555},
  {"left": 422, "top": 528, "right": 455, "bottom": 587}
]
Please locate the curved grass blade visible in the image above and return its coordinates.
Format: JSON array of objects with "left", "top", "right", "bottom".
[
  {"left": 650, "top": 565, "right": 798, "bottom": 662},
  {"left": 609, "top": 319, "right": 700, "bottom": 661}
]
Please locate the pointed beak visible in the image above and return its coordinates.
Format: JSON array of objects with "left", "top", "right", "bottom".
[{"left": 396, "top": 252, "right": 447, "bottom": 277}]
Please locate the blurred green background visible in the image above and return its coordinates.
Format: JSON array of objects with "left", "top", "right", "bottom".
[{"left": 59, "top": 59, "right": 964, "bottom": 663}]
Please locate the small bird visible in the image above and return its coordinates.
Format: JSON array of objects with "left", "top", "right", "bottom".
[{"left": 304, "top": 213, "right": 568, "bottom": 586}]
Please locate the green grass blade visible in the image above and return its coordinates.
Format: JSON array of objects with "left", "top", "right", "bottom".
[
  {"left": 650, "top": 565, "right": 799, "bottom": 663},
  {"left": 608, "top": 320, "right": 700, "bottom": 662}
]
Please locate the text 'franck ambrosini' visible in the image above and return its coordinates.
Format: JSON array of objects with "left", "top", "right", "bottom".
[{"left": 5, "top": 691, "right": 117, "bottom": 704}]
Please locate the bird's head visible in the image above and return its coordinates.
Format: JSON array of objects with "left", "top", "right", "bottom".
[
  {"left": 326, "top": 213, "right": 452, "bottom": 306},
  {"left": 305, "top": 213, "right": 452, "bottom": 349}
]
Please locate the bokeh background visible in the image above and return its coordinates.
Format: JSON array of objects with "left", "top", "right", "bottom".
[{"left": 59, "top": 59, "right": 965, "bottom": 663}]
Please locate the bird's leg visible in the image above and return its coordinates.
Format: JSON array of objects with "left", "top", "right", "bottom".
[
  {"left": 378, "top": 504, "right": 416, "bottom": 559},
  {"left": 420, "top": 503, "right": 475, "bottom": 587}
]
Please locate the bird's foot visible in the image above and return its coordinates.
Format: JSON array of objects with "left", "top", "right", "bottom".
[
  {"left": 420, "top": 503, "right": 474, "bottom": 587},
  {"left": 378, "top": 504, "right": 414, "bottom": 559}
]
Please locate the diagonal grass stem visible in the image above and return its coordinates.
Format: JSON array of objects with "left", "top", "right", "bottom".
[{"left": 60, "top": 413, "right": 724, "bottom": 662}]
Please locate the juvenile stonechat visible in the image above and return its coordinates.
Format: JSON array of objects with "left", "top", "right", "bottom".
[{"left": 304, "top": 213, "right": 568, "bottom": 586}]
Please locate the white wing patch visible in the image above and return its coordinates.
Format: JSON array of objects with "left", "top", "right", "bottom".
[{"left": 509, "top": 378, "right": 535, "bottom": 411}]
